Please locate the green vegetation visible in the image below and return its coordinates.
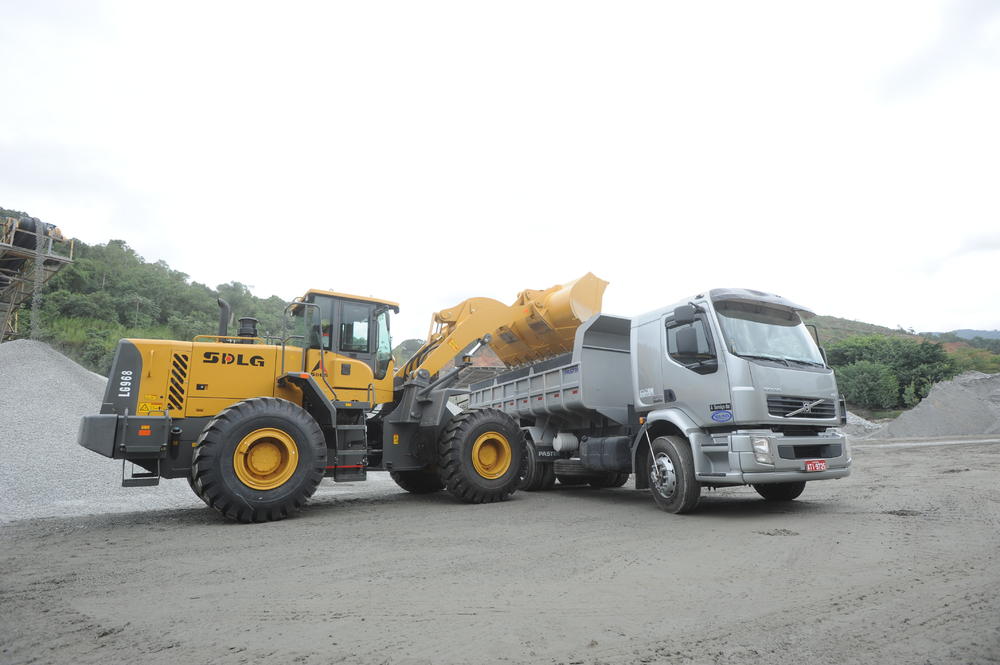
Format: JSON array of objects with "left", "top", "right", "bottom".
[
  {"left": 8, "top": 232, "right": 423, "bottom": 375},
  {"left": 810, "top": 315, "right": 919, "bottom": 347},
  {"left": 14, "top": 238, "right": 290, "bottom": 373},
  {"left": 826, "top": 335, "right": 957, "bottom": 409}
]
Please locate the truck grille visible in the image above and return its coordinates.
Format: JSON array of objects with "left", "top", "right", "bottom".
[
  {"left": 167, "top": 352, "right": 189, "bottom": 412},
  {"left": 767, "top": 395, "right": 836, "bottom": 419}
]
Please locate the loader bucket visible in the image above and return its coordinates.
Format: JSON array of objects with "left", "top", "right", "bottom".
[
  {"left": 489, "top": 272, "right": 608, "bottom": 366},
  {"left": 398, "top": 273, "right": 608, "bottom": 378}
]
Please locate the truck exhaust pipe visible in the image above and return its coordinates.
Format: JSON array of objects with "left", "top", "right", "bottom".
[{"left": 217, "top": 298, "right": 231, "bottom": 336}]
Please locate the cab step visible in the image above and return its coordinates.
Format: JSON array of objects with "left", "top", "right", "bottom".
[{"left": 122, "top": 459, "right": 160, "bottom": 487}]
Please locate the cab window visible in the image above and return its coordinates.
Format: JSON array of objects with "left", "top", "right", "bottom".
[
  {"left": 666, "top": 318, "right": 717, "bottom": 374},
  {"left": 340, "top": 302, "right": 371, "bottom": 353}
]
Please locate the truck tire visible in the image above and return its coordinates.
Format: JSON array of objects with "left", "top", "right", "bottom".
[
  {"left": 553, "top": 459, "right": 603, "bottom": 486},
  {"left": 555, "top": 475, "right": 587, "bottom": 486},
  {"left": 438, "top": 409, "right": 523, "bottom": 503},
  {"left": 519, "top": 439, "right": 555, "bottom": 491},
  {"left": 753, "top": 481, "right": 806, "bottom": 501},
  {"left": 190, "top": 397, "right": 326, "bottom": 523},
  {"left": 390, "top": 470, "right": 445, "bottom": 494},
  {"left": 590, "top": 472, "right": 630, "bottom": 489},
  {"left": 648, "top": 435, "right": 700, "bottom": 514}
]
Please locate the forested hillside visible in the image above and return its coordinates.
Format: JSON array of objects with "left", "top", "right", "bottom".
[{"left": 25, "top": 238, "right": 289, "bottom": 373}]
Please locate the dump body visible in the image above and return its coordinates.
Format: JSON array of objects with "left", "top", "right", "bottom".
[{"left": 468, "top": 314, "right": 631, "bottom": 427}]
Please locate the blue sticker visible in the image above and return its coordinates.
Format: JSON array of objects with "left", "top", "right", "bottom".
[{"left": 711, "top": 410, "right": 733, "bottom": 423}]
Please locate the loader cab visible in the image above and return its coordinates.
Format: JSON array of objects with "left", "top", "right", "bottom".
[{"left": 292, "top": 290, "right": 399, "bottom": 403}]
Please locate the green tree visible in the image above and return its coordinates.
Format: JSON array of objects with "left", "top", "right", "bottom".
[
  {"left": 835, "top": 361, "right": 900, "bottom": 409},
  {"left": 827, "top": 335, "right": 956, "bottom": 408}
]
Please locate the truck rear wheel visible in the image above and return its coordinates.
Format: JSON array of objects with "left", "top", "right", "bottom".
[
  {"left": 648, "top": 435, "right": 700, "bottom": 514},
  {"left": 519, "top": 439, "right": 556, "bottom": 491},
  {"left": 191, "top": 397, "right": 326, "bottom": 523},
  {"left": 753, "top": 482, "right": 806, "bottom": 501},
  {"left": 390, "top": 470, "right": 445, "bottom": 494},
  {"left": 438, "top": 409, "right": 523, "bottom": 503}
]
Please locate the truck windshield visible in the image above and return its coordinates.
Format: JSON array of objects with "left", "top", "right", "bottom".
[{"left": 714, "top": 301, "right": 825, "bottom": 366}]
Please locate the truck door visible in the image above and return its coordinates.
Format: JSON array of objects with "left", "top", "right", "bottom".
[{"left": 660, "top": 310, "right": 730, "bottom": 425}]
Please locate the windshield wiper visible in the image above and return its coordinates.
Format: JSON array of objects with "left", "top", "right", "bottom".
[
  {"left": 785, "top": 358, "right": 826, "bottom": 367},
  {"left": 734, "top": 353, "right": 788, "bottom": 366}
]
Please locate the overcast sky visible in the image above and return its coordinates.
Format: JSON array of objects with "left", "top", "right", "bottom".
[{"left": 2, "top": 0, "right": 998, "bottom": 341}]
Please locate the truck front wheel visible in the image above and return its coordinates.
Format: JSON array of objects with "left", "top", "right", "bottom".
[
  {"left": 753, "top": 482, "right": 806, "bottom": 501},
  {"left": 438, "top": 409, "right": 524, "bottom": 503},
  {"left": 190, "top": 397, "right": 326, "bottom": 523},
  {"left": 648, "top": 436, "right": 700, "bottom": 514}
]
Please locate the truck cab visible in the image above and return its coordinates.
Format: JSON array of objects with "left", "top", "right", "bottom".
[{"left": 631, "top": 288, "right": 850, "bottom": 490}]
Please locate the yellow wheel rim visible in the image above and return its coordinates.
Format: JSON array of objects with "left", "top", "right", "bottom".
[
  {"left": 471, "top": 431, "right": 512, "bottom": 480},
  {"left": 233, "top": 428, "right": 299, "bottom": 490}
]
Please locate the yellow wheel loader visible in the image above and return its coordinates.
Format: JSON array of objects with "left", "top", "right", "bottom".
[{"left": 77, "top": 274, "right": 607, "bottom": 522}]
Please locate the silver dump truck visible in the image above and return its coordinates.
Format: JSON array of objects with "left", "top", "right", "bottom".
[{"left": 468, "top": 288, "right": 851, "bottom": 513}]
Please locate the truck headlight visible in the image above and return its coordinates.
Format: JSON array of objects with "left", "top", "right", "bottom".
[{"left": 752, "top": 436, "right": 773, "bottom": 465}]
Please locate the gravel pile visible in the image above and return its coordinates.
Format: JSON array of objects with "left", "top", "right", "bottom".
[
  {"left": 842, "top": 411, "right": 882, "bottom": 438},
  {"left": 0, "top": 339, "right": 397, "bottom": 524},
  {"left": 0, "top": 339, "right": 201, "bottom": 523},
  {"left": 867, "top": 371, "right": 1000, "bottom": 439}
]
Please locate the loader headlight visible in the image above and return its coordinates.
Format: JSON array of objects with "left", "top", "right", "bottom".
[{"left": 752, "top": 436, "right": 773, "bottom": 465}]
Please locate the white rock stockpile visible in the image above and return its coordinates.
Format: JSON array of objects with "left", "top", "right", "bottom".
[
  {"left": 842, "top": 411, "right": 882, "bottom": 438},
  {"left": 866, "top": 371, "right": 1000, "bottom": 440},
  {"left": 0, "top": 339, "right": 200, "bottom": 523}
]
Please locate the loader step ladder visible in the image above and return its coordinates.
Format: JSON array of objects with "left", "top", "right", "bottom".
[
  {"left": 122, "top": 458, "right": 160, "bottom": 487},
  {"left": 326, "top": 401, "right": 369, "bottom": 482}
]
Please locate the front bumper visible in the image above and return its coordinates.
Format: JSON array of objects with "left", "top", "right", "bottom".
[
  {"left": 695, "top": 430, "right": 851, "bottom": 484},
  {"left": 78, "top": 414, "right": 171, "bottom": 459}
]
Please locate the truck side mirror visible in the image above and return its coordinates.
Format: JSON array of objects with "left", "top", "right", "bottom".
[
  {"left": 673, "top": 305, "right": 696, "bottom": 325},
  {"left": 676, "top": 326, "right": 699, "bottom": 356}
]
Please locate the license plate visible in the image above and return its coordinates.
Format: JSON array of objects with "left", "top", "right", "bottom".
[{"left": 804, "top": 459, "right": 827, "bottom": 472}]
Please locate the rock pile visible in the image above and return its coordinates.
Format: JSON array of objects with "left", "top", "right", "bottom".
[
  {"left": 842, "top": 411, "right": 882, "bottom": 438},
  {"left": 867, "top": 371, "right": 1000, "bottom": 439},
  {"left": 0, "top": 339, "right": 199, "bottom": 523}
]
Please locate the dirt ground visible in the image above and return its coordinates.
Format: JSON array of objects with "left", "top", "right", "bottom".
[{"left": 2, "top": 437, "right": 999, "bottom": 665}]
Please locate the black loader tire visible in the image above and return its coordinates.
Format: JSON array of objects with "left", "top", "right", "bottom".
[
  {"left": 648, "top": 435, "right": 700, "bottom": 514},
  {"left": 187, "top": 471, "right": 211, "bottom": 507},
  {"left": 191, "top": 397, "right": 326, "bottom": 523},
  {"left": 390, "top": 470, "right": 445, "bottom": 494},
  {"left": 753, "top": 481, "right": 806, "bottom": 501},
  {"left": 590, "top": 471, "right": 631, "bottom": 489},
  {"left": 438, "top": 408, "right": 524, "bottom": 503},
  {"left": 519, "top": 438, "right": 556, "bottom": 491}
]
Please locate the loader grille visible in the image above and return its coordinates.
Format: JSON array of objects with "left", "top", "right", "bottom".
[
  {"left": 767, "top": 395, "right": 836, "bottom": 419},
  {"left": 167, "top": 352, "right": 189, "bottom": 412}
]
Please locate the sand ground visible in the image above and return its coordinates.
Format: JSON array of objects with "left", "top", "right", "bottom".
[{"left": 2, "top": 437, "right": 999, "bottom": 665}]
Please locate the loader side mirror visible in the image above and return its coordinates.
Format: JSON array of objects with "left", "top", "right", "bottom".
[{"left": 673, "top": 305, "right": 696, "bottom": 325}]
